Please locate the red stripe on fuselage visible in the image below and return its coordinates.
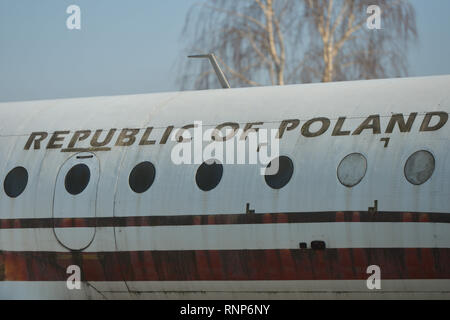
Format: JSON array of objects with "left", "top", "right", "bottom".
[{"left": 0, "top": 248, "right": 449, "bottom": 282}]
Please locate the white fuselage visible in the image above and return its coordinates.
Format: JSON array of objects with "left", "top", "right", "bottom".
[{"left": 0, "top": 75, "right": 449, "bottom": 299}]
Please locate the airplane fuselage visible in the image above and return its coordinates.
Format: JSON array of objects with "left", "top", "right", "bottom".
[{"left": 0, "top": 75, "right": 449, "bottom": 299}]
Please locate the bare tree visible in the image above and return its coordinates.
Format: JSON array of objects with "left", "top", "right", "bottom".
[
  {"left": 178, "top": 0, "right": 416, "bottom": 89},
  {"left": 300, "top": 0, "right": 417, "bottom": 83}
]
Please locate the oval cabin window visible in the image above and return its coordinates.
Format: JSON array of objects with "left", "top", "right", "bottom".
[
  {"left": 404, "top": 150, "right": 435, "bottom": 185},
  {"left": 65, "top": 164, "right": 91, "bottom": 195},
  {"left": 264, "top": 156, "right": 294, "bottom": 189},
  {"left": 337, "top": 153, "right": 367, "bottom": 188},
  {"left": 196, "top": 160, "right": 223, "bottom": 191},
  {"left": 129, "top": 161, "right": 156, "bottom": 194},
  {"left": 4, "top": 166, "right": 28, "bottom": 198}
]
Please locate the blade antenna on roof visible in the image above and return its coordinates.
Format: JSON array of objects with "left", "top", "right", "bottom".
[{"left": 188, "top": 53, "right": 231, "bottom": 89}]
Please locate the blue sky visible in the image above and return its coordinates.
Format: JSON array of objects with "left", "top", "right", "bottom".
[{"left": 0, "top": 0, "right": 449, "bottom": 102}]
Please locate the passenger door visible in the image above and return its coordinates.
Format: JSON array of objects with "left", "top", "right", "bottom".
[{"left": 53, "top": 152, "right": 99, "bottom": 251}]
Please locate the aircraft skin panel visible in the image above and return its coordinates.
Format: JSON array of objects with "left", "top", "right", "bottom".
[
  {"left": 0, "top": 75, "right": 449, "bottom": 299},
  {"left": 0, "top": 221, "right": 449, "bottom": 252},
  {"left": 0, "top": 75, "right": 449, "bottom": 135},
  {"left": 1, "top": 280, "right": 450, "bottom": 300}
]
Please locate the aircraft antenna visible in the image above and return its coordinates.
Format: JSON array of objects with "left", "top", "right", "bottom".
[{"left": 188, "top": 53, "right": 231, "bottom": 89}]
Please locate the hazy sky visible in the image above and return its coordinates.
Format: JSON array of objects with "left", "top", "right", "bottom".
[{"left": 1, "top": 0, "right": 449, "bottom": 102}]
